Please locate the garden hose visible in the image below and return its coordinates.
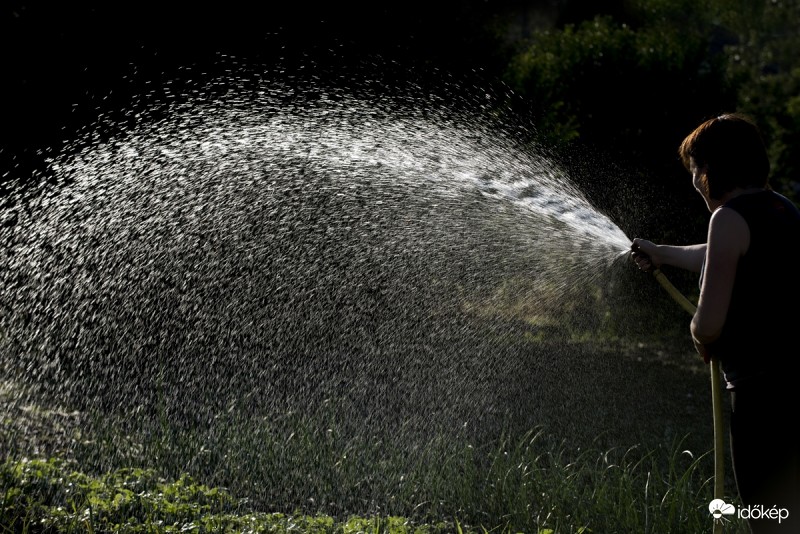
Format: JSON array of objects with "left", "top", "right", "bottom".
[{"left": 650, "top": 267, "right": 726, "bottom": 528}]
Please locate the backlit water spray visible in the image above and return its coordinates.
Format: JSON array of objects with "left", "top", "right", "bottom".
[{"left": 1, "top": 65, "right": 651, "bottom": 518}]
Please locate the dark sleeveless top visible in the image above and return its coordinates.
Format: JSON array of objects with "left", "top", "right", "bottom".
[{"left": 703, "top": 189, "right": 800, "bottom": 389}]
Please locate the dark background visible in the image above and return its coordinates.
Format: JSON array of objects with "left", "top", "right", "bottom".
[
  {"left": 1, "top": 1, "right": 625, "bottom": 157},
  {"left": 2, "top": 2, "right": 484, "bottom": 151}
]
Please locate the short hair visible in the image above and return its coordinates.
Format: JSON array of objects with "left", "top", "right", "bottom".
[{"left": 678, "top": 113, "right": 770, "bottom": 200}]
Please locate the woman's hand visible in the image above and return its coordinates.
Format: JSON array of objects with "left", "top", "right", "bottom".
[
  {"left": 693, "top": 337, "right": 711, "bottom": 364},
  {"left": 630, "top": 238, "right": 662, "bottom": 272}
]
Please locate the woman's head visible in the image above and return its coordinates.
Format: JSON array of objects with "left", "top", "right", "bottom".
[{"left": 678, "top": 113, "right": 770, "bottom": 201}]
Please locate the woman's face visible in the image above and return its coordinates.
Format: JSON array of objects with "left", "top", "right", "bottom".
[{"left": 691, "top": 160, "right": 719, "bottom": 211}]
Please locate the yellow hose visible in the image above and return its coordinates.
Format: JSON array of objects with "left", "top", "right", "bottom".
[
  {"left": 651, "top": 269, "right": 697, "bottom": 316},
  {"left": 651, "top": 268, "right": 725, "bottom": 531}
]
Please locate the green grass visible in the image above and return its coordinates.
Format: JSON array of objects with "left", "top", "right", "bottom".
[
  {"left": 0, "top": 312, "right": 743, "bottom": 533},
  {"left": 1, "top": 428, "right": 750, "bottom": 533}
]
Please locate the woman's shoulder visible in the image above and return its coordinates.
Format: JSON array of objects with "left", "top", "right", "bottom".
[
  {"left": 724, "top": 189, "right": 800, "bottom": 219},
  {"left": 768, "top": 190, "right": 800, "bottom": 213},
  {"left": 708, "top": 205, "right": 749, "bottom": 255}
]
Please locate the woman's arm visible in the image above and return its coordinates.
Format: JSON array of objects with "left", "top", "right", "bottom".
[
  {"left": 631, "top": 238, "right": 707, "bottom": 273},
  {"left": 690, "top": 207, "right": 750, "bottom": 345}
]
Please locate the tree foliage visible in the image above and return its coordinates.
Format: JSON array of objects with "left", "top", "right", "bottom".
[
  {"left": 721, "top": 0, "right": 800, "bottom": 198},
  {"left": 499, "top": 0, "right": 800, "bottom": 207}
]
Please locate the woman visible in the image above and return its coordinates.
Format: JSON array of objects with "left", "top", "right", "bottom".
[{"left": 632, "top": 113, "right": 800, "bottom": 533}]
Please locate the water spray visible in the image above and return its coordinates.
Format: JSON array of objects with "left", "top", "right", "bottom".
[
  {"left": 0, "top": 62, "right": 729, "bottom": 526},
  {"left": 631, "top": 244, "right": 725, "bottom": 530}
]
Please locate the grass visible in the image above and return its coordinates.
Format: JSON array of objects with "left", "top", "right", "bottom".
[
  {"left": 1, "top": 427, "right": 750, "bottom": 533},
  {"left": 0, "top": 323, "right": 749, "bottom": 533},
  {"left": 0, "top": 287, "right": 746, "bottom": 533}
]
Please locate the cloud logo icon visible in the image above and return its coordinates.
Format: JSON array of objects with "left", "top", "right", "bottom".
[{"left": 709, "top": 499, "right": 736, "bottom": 519}]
